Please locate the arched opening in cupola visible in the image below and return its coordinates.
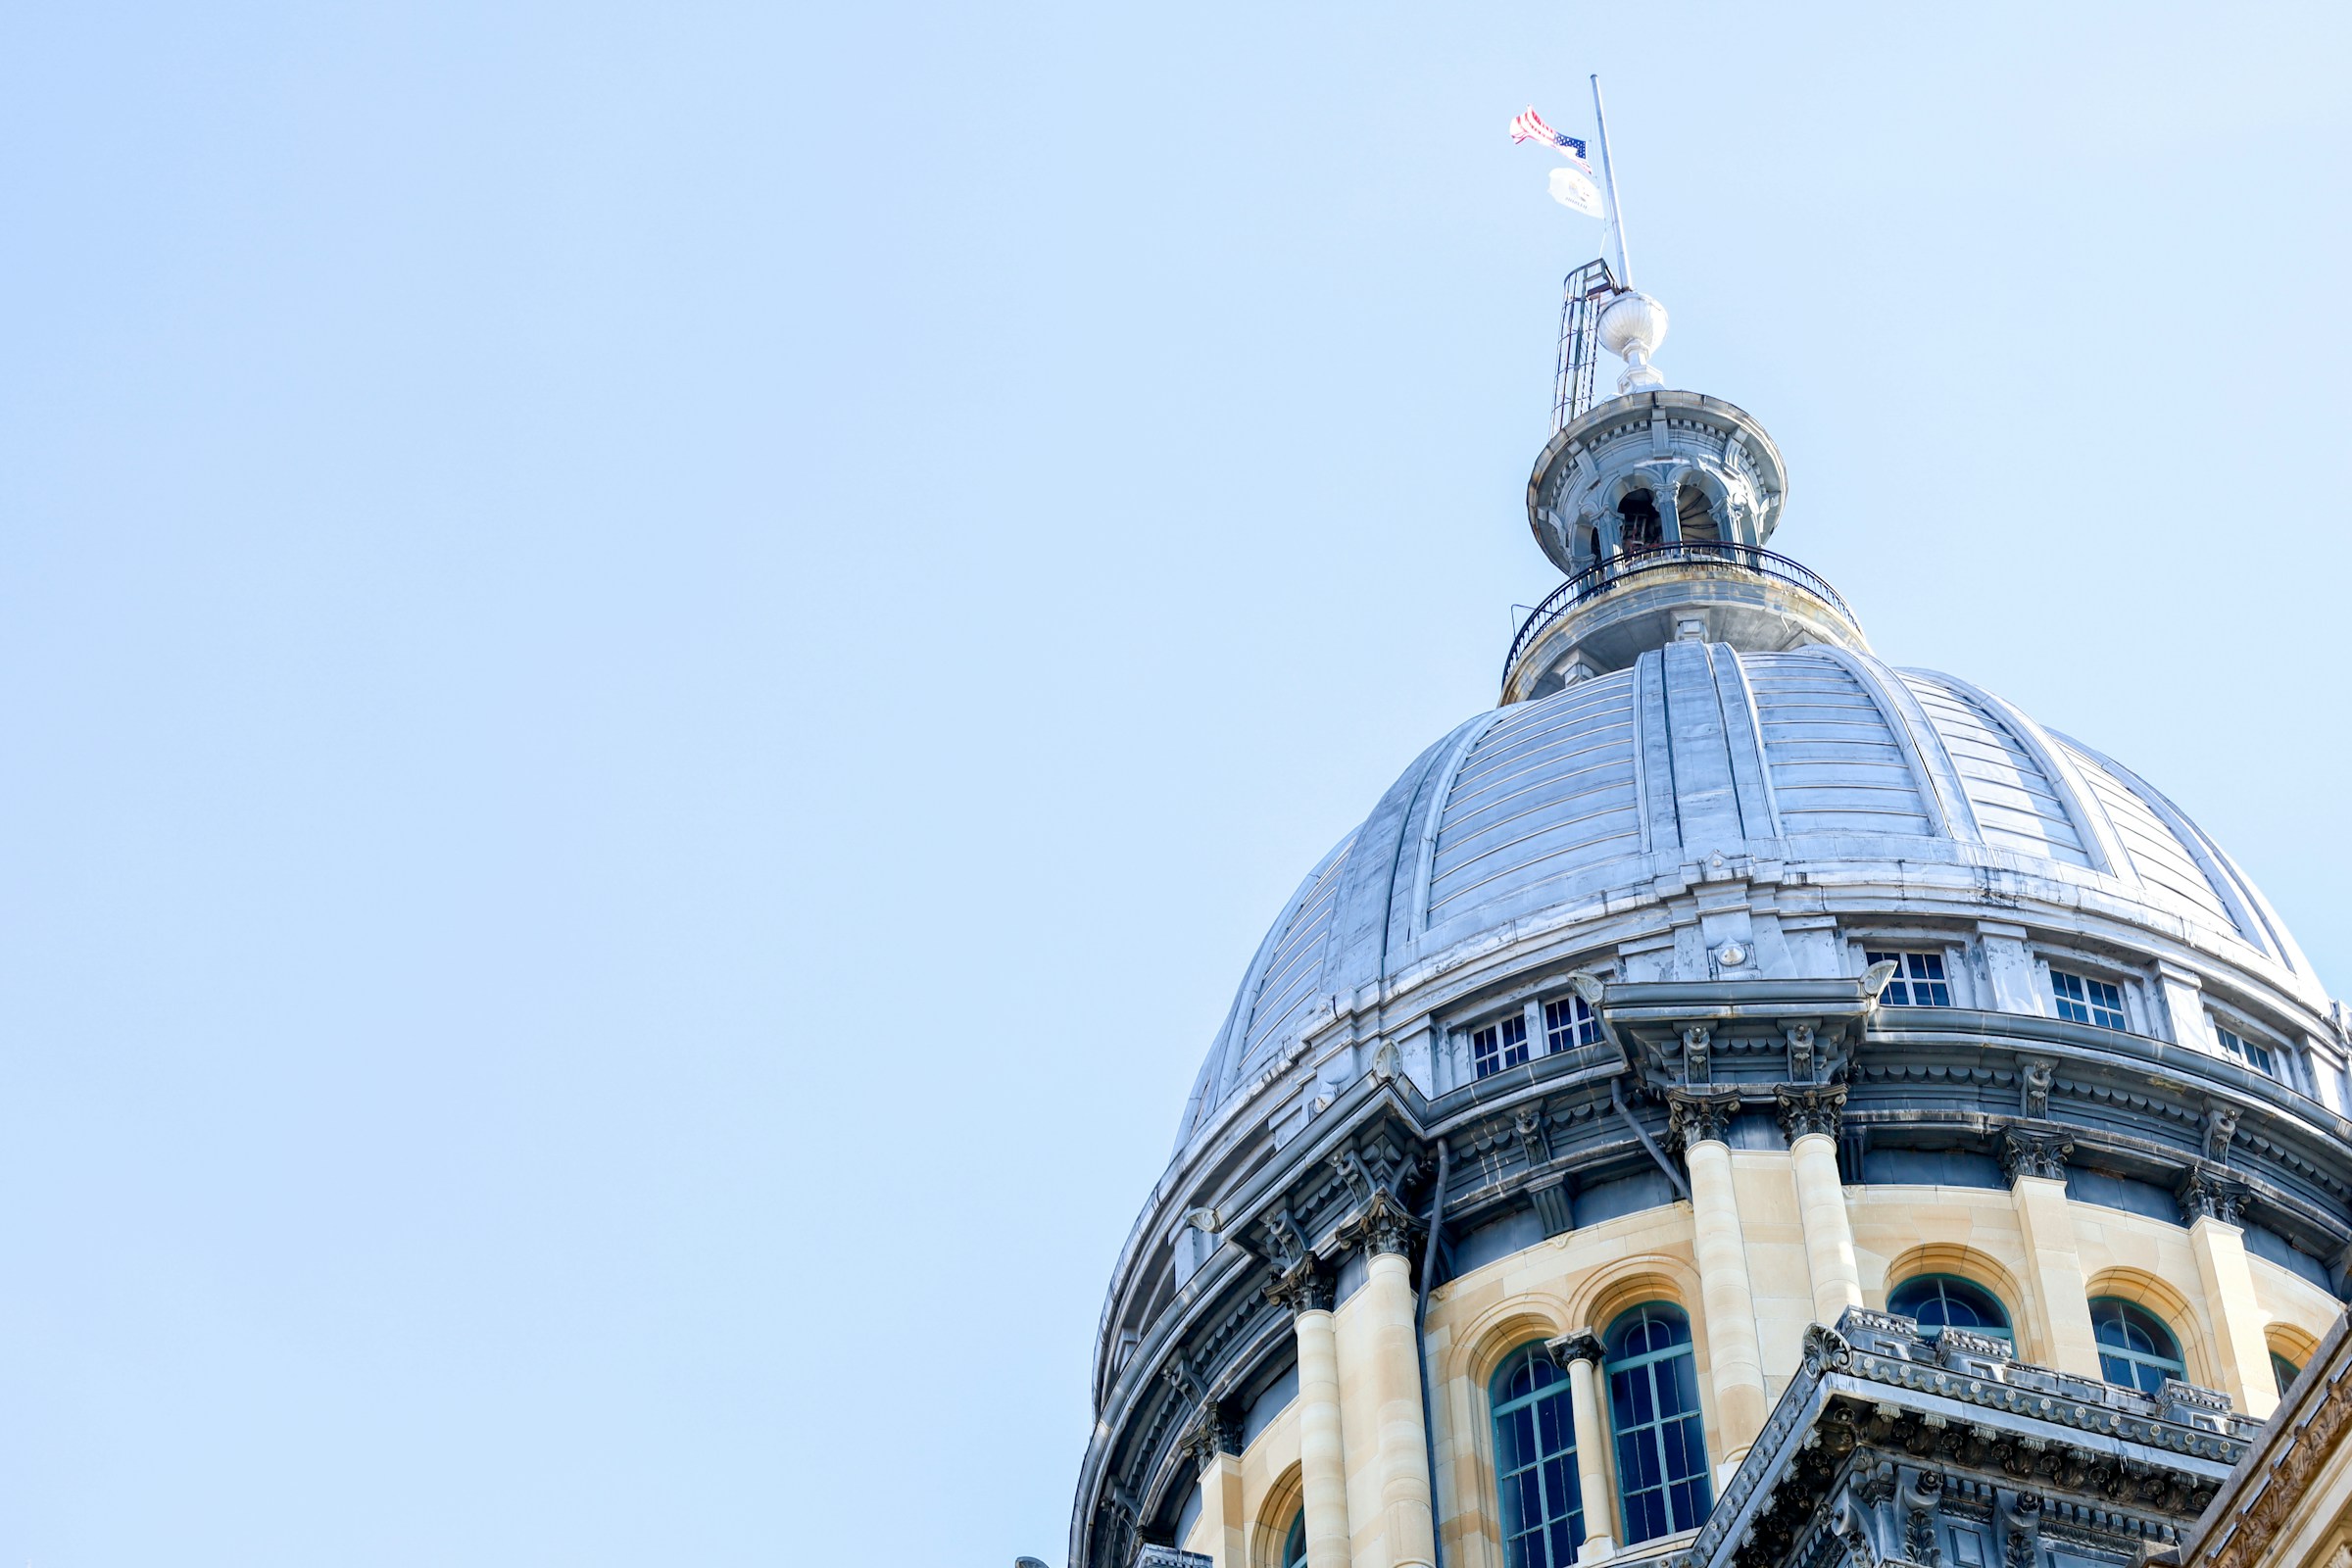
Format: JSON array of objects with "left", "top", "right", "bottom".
[
  {"left": 1676, "top": 484, "right": 1720, "bottom": 542},
  {"left": 1616, "top": 489, "right": 1662, "bottom": 549}
]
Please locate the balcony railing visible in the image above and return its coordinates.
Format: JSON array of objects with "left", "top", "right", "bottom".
[{"left": 1503, "top": 540, "right": 1855, "bottom": 680}]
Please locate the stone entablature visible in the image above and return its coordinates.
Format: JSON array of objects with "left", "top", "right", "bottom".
[
  {"left": 2172, "top": 1305, "right": 2352, "bottom": 1568},
  {"left": 1681, "top": 1309, "right": 2254, "bottom": 1568}
]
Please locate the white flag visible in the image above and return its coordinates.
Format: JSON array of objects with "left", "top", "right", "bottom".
[{"left": 1547, "top": 164, "right": 1604, "bottom": 218}]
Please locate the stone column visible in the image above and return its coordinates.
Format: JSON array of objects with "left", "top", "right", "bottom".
[
  {"left": 1272, "top": 1261, "right": 1353, "bottom": 1568},
  {"left": 1195, "top": 1449, "right": 1248, "bottom": 1567},
  {"left": 1547, "top": 1331, "right": 1617, "bottom": 1562},
  {"left": 1358, "top": 1217, "right": 1438, "bottom": 1568},
  {"left": 2000, "top": 1131, "right": 2104, "bottom": 1380},
  {"left": 1779, "top": 1087, "right": 1863, "bottom": 1323},
  {"left": 2180, "top": 1169, "right": 2277, "bottom": 1418},
  {"left": 1673, "top": 1090, "right": 1769, "bottom": 1472},
  {"left": 1657, "top": 479, "right": 1683, "bottom": 543}
]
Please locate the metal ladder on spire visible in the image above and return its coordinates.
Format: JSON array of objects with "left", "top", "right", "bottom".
[{"left": 1552, "top": 258, "right": 1620, "bottom": 432}]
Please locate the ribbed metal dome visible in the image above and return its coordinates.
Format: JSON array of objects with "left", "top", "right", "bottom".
[{"left": 1174, "top": 641, "right": 2318, "bottom": 1152}]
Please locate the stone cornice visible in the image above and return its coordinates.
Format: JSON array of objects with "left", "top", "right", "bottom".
[
  {"left": 1681, "top": 1309, "right": 2252, "bottom": 1568},
  {"left": 2177, "top": 1306, "right": 2352, "bottom": 1568}
]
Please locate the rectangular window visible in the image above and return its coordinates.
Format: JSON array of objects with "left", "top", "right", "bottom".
[
  {"left": 1543, "top": 994, "right": 1602, "bottom": 1054},
  {"left": 2051, "top": 969, "right": 2127, "bottom": 1030},
  {"left": 1472, "top": 1014, "right": 1531, "bottom": 1079},
  {"left": 1867, "top": 950, "right": 1951, "bottom": 1006},
  {"left": 2214, "top": 1023, "right": 2278, "bottom": 1078}
]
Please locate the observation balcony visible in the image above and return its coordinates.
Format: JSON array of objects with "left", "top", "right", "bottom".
[{"left": 1501, "top": 539, "right": 1867, "bottom": 704}]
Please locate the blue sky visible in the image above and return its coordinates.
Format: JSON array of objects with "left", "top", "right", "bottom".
[{"left": 2, "top": 4, "right": 2348, "bottom": 1564}]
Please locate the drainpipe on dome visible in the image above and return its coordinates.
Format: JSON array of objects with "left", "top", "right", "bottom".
[{"left": 1414, "top": 1137, "right": 1452, "bottom": 1568}]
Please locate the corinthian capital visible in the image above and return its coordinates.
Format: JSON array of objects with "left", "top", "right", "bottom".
[
  {"left": 1264, "top": 1257, "right": 1335, "bottom": 1316},
  {"left": 1999, "top": 1127, "right": 2073, "bottom": 1185},
  {"left": 1545, "top": 1330, "right": 1605, "bottom": 1370},
  {"left": 1667, "top": 1086, "right": 1741, "bottom": 1149},
  {"left": 1776, "top": 1084, "right": 1847, "bottom": 1143}
]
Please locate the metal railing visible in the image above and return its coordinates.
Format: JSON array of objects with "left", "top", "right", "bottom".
[{"left": 1502, "top": 540, "right": 1855, "bottom": 679}]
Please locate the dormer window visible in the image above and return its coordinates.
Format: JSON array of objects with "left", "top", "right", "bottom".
[
  {"left": 2214, "top": 1022, "right": 2278, "bottom": 1078},
  {"left": 1544, "top": 993, "right": 1602, "bottom": 1053},
  {"left": 1472, "top": 1014, "right": 1531, "bottom": 1078},
  {"left": 1867, "top": 951, "right": 1950, "bottom": 1006},
  {"left": 2051, "top": 970, "right": 2127, "bottom": 1030}
]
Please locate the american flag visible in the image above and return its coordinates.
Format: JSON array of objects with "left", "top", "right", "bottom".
[{"left": 1508, "top": 107, "right": 1588, "bottom": 162}]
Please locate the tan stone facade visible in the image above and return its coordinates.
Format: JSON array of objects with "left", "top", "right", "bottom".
[{"left": 1183, "top": 1174, "right": 2342, "bottom": 1568}]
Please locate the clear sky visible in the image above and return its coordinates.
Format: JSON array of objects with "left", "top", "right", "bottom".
[{"left": 3, "top": 4, "right": 2348, "bottom": 1565}]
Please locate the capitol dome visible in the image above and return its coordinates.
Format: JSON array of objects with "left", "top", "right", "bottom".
[
  {"left": 1071, "top": 321, "right": 2352, "bottom": 1568},
  {"left": 1175, "top": 639, "right": 2322, "bottom": 1157}
]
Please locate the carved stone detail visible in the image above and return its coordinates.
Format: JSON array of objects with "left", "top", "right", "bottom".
[
  {"left": 2203, "top": 1103, "right": 2240, "bottom": 1163},
  {"left": 1669, "top": 1086, "right": 1742, "bottom": 1148},
  {"left": 1177, "top": 1397, "right": 1244, "bottom": 1464},
  {"left": 1778, "top": 1083, "right": 1848, "bottom": 1142},
  {"left": 2177, "top": 1164, "right": 2250, "bottom": 1226},
  {"left": 1999, "top": 1128, "right": 2074, "bottom": 1185},
  {"left": 1546, "top": 1330, "right": 1605, "bottom": 1370},
  {"left": 1264, "top": 1257, "right": 1335, "bottom": 1316},
  {"left": 2019, "top": 1057, "right": 2055, "bottom": 1120},
  {"left": 1256, "top": 1206, "right": 1309, "bottom": 1273},
  {"left": 1336, "top": 1186, "right": 1421, "bottom": 1258},
  {"left": 1788, "top": 1023, "right": 1819, "bottom": 1084},
  {"left": 1683, "top": 1023, "right": 1713, "bottom": 1084},
  {"left": 2207, "top": 1371, "right": 2352, "bottom": 1568},
  {"left": 1514, "top": 1105, "right": 1549, "bottom": 1168}
]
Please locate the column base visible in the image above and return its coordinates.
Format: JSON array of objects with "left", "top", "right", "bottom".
[{"left": 1578, "top": 1535, "right": 1618, "bottom": 1563}]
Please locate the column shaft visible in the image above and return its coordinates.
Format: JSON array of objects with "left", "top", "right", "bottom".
[
  {"left": 1789, "top": 1132, "right": 1863, "bottom": 1323},
  {"left": 1685, "top": 1138, "right": 1769, "bottom": 1467},
  {"left": 1566, "top": 1355, "right": 1617, "bottom": 1561},
  {"left": 1197, "top": 1451, "right": 1248, "bottom": 1568},
  {"left": 2188, "top": 1216, "right": 2278, "bottom": 1419},
  {"left": 2008, "top": 1174, "right": 2103, "bottom": 1380},
  {"left": 1364, "top": 1251, "right": 1438, "bottom": 1568},
  {"left": 1296, "top": 1306, "right": 1354, "bottom": 1568}
]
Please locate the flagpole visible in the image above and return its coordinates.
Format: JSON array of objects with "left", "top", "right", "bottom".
[{"left": 1590, "top": 74, "right": 1632, "bottom": 289}]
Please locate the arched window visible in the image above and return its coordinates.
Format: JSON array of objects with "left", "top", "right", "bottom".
[
  {"left": 2089, "top": 1298, "right": 2184, "bottom": 1395},
  {"left": 1605, "top": 1303, "right": 1711, "bottom": 1543},
  {"left": 1491, "top": 1343, "right": 1584, "bottom": 1568},
  {"left": 1887, "top": 1275, "right": 2012, "bottom": 1343},
  {"left": 2273, "top": 1351, "right": 2304, "bottom": 1398},
  {"left": 1282, "top": 1511, "right": 1306, "bottom": 1568}
]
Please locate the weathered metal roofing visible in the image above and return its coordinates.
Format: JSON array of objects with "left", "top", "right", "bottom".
[{"left": 1174, "top": 641, "right": 2318, "bottom": 1151}]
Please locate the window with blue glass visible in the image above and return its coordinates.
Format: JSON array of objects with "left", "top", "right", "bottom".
[
  {"left": 2273, "top": 1350, "right": 2303, "bottom": 1398},
  {"left": 2214, "top": 1023, "right": 2278, "bottom": 1079},
  {"left": 1605, "top": 1303, "right": 1711, "bottom": 1544},
  {"left": 2051, "top": 970, "right": 2128, "bottom": 1029},
  {"left": 1490, "top": 1344, "right": 1584, "bottom": 1568},
  {"left": 1544, "top": 993, "right": 1602, "bottom": 1054},
  {"left": 1867, "top": 951, "right": 1952, "bottom": 1006},
  {"left": 1886, "top": 1275, "right": 2012, "bottom": 1343},
  {"left": 2089, "top": 1298, "right": 2183, "bottom": 1395},
  {"left": 1473, "top": 1014, "right": 1532, "bottom": 1079},
  {"left": 1283, "top": 1511, "right": 1306, "bottom": 1568}
]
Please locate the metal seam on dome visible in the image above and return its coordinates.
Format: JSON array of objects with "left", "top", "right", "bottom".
[
  {"left": 1924, "top": 671, "right": 2120, "bottom": 878},
  {"left": 1711, "top": 642, "right": 1786, "bottom": 841},
  {"left": 2056, "top": 736, "right": 2273, "bottom": 960},
  {"left": 1401, "top": 709, "right": 1508, "bottom": 949}
]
